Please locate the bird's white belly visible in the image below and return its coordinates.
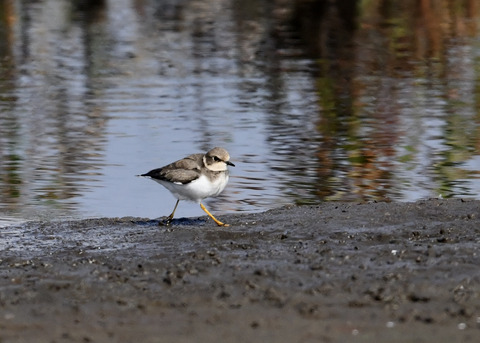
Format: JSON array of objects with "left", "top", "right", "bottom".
[{"left": 156, "top": 174, "right": 228, "bottom": 203}]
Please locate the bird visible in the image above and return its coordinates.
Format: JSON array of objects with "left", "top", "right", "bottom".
[{"left": 140, "top": 147, "right": 235, "bottom": 226}]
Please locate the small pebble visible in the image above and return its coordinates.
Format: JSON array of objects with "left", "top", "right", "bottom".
[{"left": 4, "top": 313, "right": 15, "bottom": 320}]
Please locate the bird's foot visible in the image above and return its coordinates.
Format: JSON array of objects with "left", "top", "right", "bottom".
[{"left": 157, "top": 216, "right": 173, "bottom": 226}]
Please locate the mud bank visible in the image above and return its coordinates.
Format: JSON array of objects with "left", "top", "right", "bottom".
[{"left": 0, "top": 199, "right": 480, "bottom": 342}]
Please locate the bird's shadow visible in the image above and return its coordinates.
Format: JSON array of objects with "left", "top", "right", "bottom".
[{"left": 133, "top": 216, "right": 207, "bottom": 227}]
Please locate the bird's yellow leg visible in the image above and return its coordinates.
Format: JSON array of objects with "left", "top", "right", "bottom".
[
  {"left": 200, "top": 203, "right": 229, "bottom": 227},
  {"left": 166, "top": 199, "right": 180, "bottom": 224}
]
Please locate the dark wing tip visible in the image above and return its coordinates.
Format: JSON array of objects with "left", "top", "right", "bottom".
[{"left": 139, "top": 168, "right": 164, "bottom": 179}]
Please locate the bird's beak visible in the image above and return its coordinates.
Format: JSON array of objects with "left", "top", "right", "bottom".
[{"left": 226, "top": 161, "right": 235, "bottom": 167}]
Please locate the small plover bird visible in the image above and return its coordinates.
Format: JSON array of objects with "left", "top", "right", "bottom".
[{"left": 140, "top": 147, "right": 235, "bottom": 226}]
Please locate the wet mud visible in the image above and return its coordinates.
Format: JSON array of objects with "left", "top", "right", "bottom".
[{"left": 1, "top": 199, "right": 480, "bottom": 342}]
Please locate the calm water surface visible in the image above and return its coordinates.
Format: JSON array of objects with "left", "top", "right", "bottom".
[{"left": 1, "top": 0, "right": 480, "bottom": 223}]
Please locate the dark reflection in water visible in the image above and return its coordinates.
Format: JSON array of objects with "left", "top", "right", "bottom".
[{"left": 0, "top": 0, "right": 480, "bottom": 222}]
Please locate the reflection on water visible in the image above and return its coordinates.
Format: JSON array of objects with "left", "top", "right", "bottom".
[{"left": 0, "top": 0, "right": 480, "bottom": 221}]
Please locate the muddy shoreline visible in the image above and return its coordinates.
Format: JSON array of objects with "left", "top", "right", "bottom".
[{"left": 1, "top": 199, "right": 479, "bottom": 342}]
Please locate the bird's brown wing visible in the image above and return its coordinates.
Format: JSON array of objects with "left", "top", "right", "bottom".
[{"left": 141, "top": 153, "right": 203, "bottom": 184}]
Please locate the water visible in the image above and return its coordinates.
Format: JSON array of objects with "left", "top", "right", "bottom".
[{"left": 1, "top": 0, "right": 480, "bottom": 222}]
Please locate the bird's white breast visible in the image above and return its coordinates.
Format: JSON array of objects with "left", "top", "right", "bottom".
[{"left": 156, "top": 173, "right": 229, "bottom": 203}]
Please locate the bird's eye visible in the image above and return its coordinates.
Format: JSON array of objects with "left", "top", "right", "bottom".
[{"left": 213, "top": 156, "right": 221, "bottom": 162}]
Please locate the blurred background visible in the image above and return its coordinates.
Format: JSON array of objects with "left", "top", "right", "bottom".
[{"left": 1, "top": 0, "right": 480, "bottom": 222}]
